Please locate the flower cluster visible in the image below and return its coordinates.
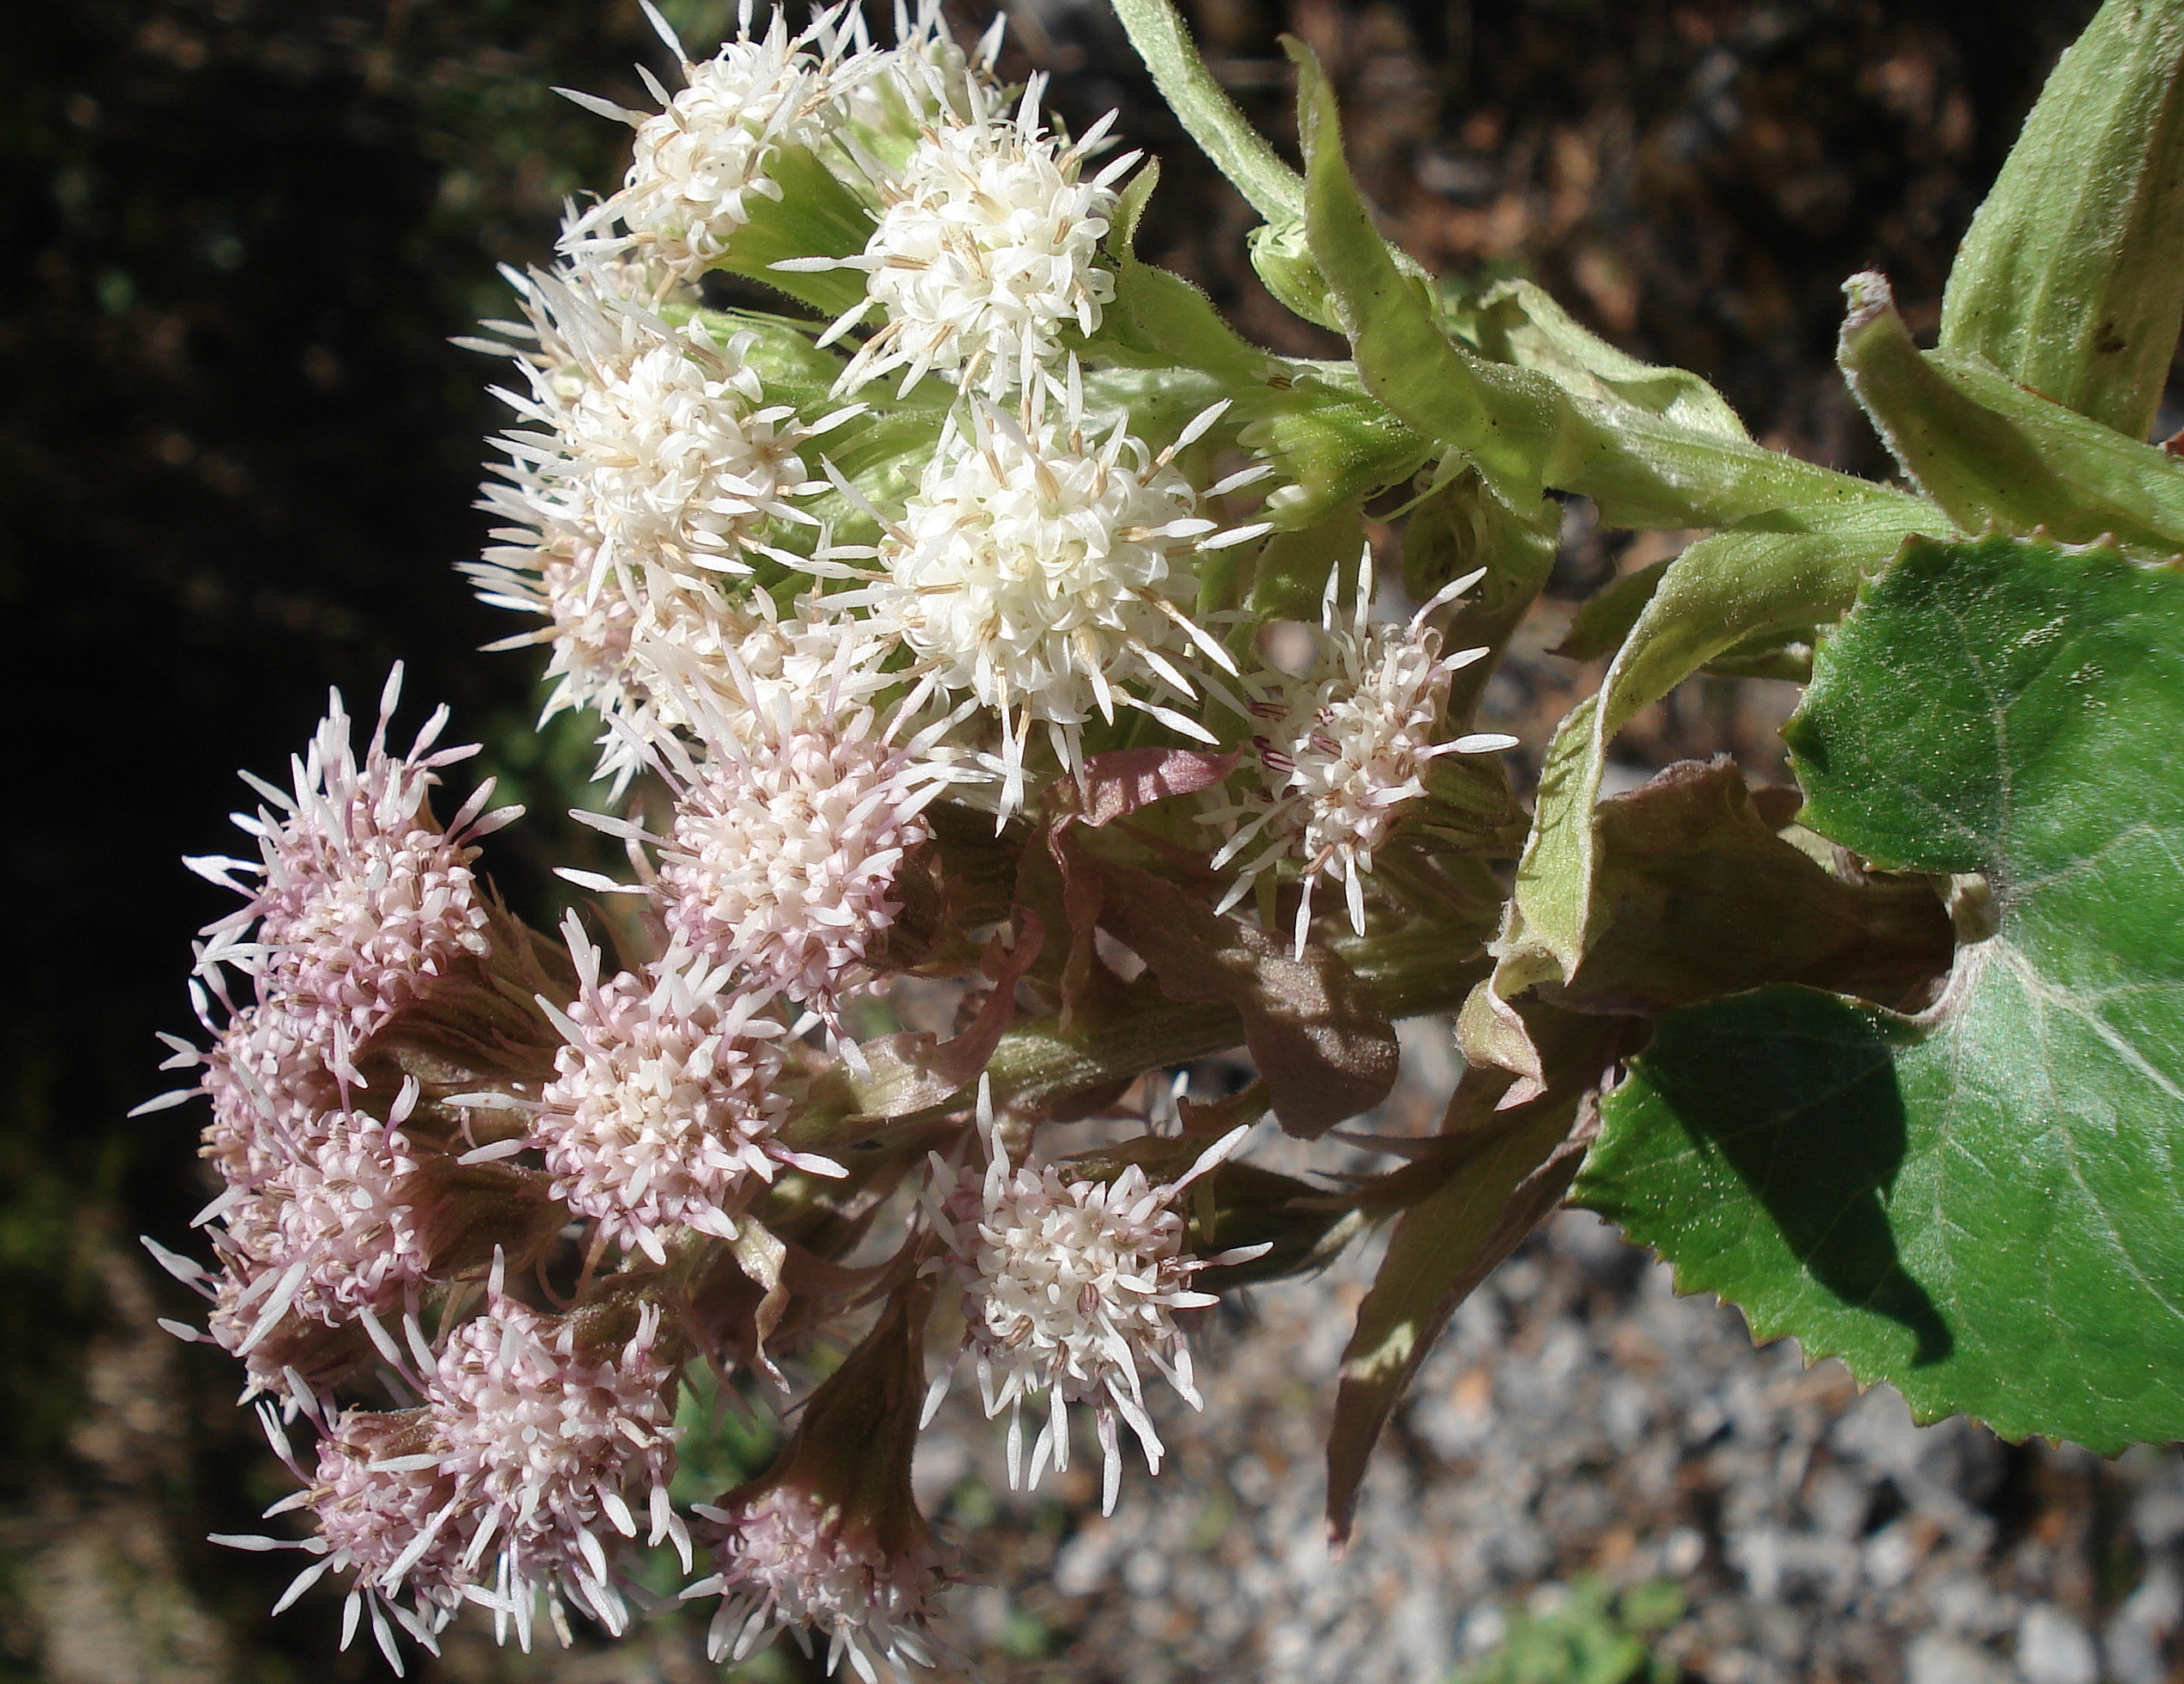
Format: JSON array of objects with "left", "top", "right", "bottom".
[{"left": 142, "top": 3, "right": 1538, "bottom": 1674}]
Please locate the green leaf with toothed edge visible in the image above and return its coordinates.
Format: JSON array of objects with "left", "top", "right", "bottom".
[{"left": 1575, "top": 533, "right": 2184, "bottom": 1449}]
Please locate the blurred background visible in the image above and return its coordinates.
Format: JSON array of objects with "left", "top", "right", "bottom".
[{"left": 9, "top": 1, "right": 2178, "bottom": 1680}]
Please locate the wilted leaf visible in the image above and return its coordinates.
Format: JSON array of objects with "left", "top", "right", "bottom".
[
  {"left": 1090, "top": 857, "right": 1399, "bottom": 1136},
  {"left": 1062, "top": 746, "right": 1242, "bottom": 830},
  {"left": 1326, "top": 1009, "right": 1632, "bottom": 1541},
  {"left": 1557, "top": 758, "right": 1952, "bottom": 1015},
  {"left": 1577, "top": 533, "right": 2184, "bottom": 1449},
  {"left": 1485, "top": 501, "right": 1949, "bottom": 1064}
]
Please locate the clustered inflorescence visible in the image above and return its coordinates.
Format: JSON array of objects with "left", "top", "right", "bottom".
[{"left": 140, "top": 3, "right": 1523, "bottom": 1674}]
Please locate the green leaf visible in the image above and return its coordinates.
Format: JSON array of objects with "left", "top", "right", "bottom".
[
  {"left": 1245, "top": 497, "right": 1362, "bottom": 622},
  {"left": 1552, "top": 558, "right": 1671, "bottom": 663},
  {"left": 1107, "top": 0, "right": 1305, "bottom": 225},
  {"left": 1451, "top": 278, "right": 1748, "bottom": 443},
  {"left": 1484, "top": 500, "right": 1949, "bottom": 1032},
  {"left": 1403, "top": 469, "right": 1561, "bottom": 728},
  {"left": 1939, "top": 0, "right": 2184, "bottom": 441},
  {"left": 1080, "top": 855, "right": 1400, "bottom": 1137},
  {"left": 1285, "top": 40, "right": 1922, "bottom": 535},
  {"left": 1288, "top": 38, "right": 1556, "bottom": 512},
  {"left": 714, "top": 144, "right": 875, "bottom": 319},
  {"left": 1247, "top": 218, "right": 1346, "bottom": 334},
  {"left": 1099, "top": 162, "right": 1278, "bottom": 387},
  {"left": 1577, "top": 533, "right": 2184, "bottom": 1449},
  {"left": 800, "top": 401, "right": 949, "bottom": 545},
  {"left": 1841, "top": 273, "right": 2184, "bottom": 553},
  {"left": 1234, "top": 372, "right": 1431, "bottom": 531}
]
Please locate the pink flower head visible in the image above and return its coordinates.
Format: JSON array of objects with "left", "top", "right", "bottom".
[
  {"left": 188, "top": 666, "right": 521, "bottom": 1067},
  {"left": 149, "top": 1003, "right": 339, "bottom": 1184},
  {"left": 202, "top": 1078, "right": 432, "bottom": 1355},
  {"left": 685, "top": 1288, "right": 947, "bottom": 1681},
  {"left": 267, "top": 1094, "right": 434, "bottom": 1328},
  {"left": 431, "top": 1289, "right": 686, "bottom": 1649},
  {"left": 533, "top": 917, "right": 837, "bottom": 1264},
  {"left": 629, "top": 640, "right": 961, "bottom": 1033},
  {"left": 927, "top": 1118, "right": 1255, "bottom": 1514},
  {"left": 214, "top": 1407, "right": 464, "bottom": 1677},
  {"left": 693, "top": 1482, "right": 945, "bottom": 1681},
  {"left": 300, "top": 1409, "right": 468, "bottom": 1663}
]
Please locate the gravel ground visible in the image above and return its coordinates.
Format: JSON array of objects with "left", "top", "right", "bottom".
[{"left": 917, "top": 1207, "right": 2184, "bottom": 1684}]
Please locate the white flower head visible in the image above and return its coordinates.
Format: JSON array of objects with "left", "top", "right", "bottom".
[
  {"left": 1210, "top": 548, "right": 1517, "bottom": 952},
  {"left": 532, "top": 916, "right": 837, "bottom": 1264},
  {"left": 926, "top": 1116, "right": 1254, "bottom": 1515},
  {"left": 559, "top": 2, "right": 863, "bottom": 283},
  {"left": 791, "top": 77, "right": 1136, "bottom": 399},
  {"left": 431, "top": 1289, "right": 688, "bottom": 1650},
  {"left": 844, "top": 370, "right": 1266, "bottom": 813},
  {"left": 691, "top": 1483, "right": 945, "bottom": 1681},
  {"left": 477, "top": 266, "right": 840, "bottom": 582},
  {"left": 468, "top": 265, "right": 860, "bottom": 785},
  {"left": 187, "top": 669, "right": 516, "bottom": 1069}
]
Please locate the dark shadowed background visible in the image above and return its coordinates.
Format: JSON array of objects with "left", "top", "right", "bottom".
[{"left": 0, "top": 1, "right": 2120, "bottom": 1678}]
